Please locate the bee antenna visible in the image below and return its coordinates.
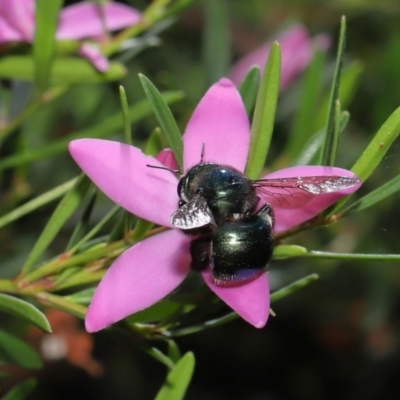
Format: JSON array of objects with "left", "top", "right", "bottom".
[{"left": 146, "top": 164, "right": 182, "bottom": 175}]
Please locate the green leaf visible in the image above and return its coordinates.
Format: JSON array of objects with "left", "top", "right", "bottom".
[
  {"left": 52, "top": 267, "right": 81, "bottom": 289},
  {"left": 291, "top": 129, "right": 325, "bottom": 167},
  {"left": 66, "top": 192, "right": 97, "bottom": 251},
  {"left": 126, "top": 300, "right": 181, "bottom": 324},
  {"left": 167, "top": 340, "right": 181, "bottom": 364},
  {"left": 129, "top": 127, "right": 164, "bottom": 242},
  {"left": 131, "top": 339, "right": 175, "bottom": 369},
  {"left": 202, "top": 0, "right": 231, "bottom": 86},
  {"left": 119, "top": 85, "right": 133, "bottom": 145},
  {"left": 291, "top": 110, "right": 350, "bottom": 166},
  {"left": 101, "top": 0, "right": 178, "bottom": 55},
  {"left": 139, "top": 74, "right": 183, "bottom": 168},
  {"left": 341, "top": 174, "right": 400, "bottom": 215},
  {"left": 154, "top": 352, "right": 195, "bottom": 400},
  {"left": 0, "top": 293, "right": 51, "bottom": 332},
  {"left": 270, "top": 274, "right": 319, "bottom": 302},
  {"left": 144, "top": 127, "right": 163, "bottom": 156},
  {"left": 335, "top": 59, "right": 363, "bottom": 110},
  {"left": 351, "top": 106, "right": 400, "bottom": 180},
  {"left": 166, "top": 0, "right": 198, "bottom": 14},
  {"left": 131, "top": 219, "right": 154, "bottom": 242},
  {"left": 304, "top": 251, "right": 400, "bottom": 262},
  {"left": 273, "top": 245, "right": 307, "bottom": 259},
  {"left": 0, "top": 91, "right": 183, "bottom": 171},
  {"left": 64, "top": 288, "right": 95, "bottom": 305},
  {"left": 0, "top": 56, "right": 126, "bottom": 84},
  {"left": 171, "top": 312, "right": 237, "bottom": 337},
  {"left": 340, "top": 111, "right": 350, "bottom": 132},
  {"left": 53, "top": 269, "right": 104, "bottom": 291},
  {"left": 246, "top": 42, "right": 281, "bottom": 179},
  {"left": 239, "top": 66, "right": 261, "bottom": 116},
  {"left": 38, "top": 293, "right": 87, "bottom": 319},
  {"left": 107, "top": 211, "right": 127, "bottom": 243},
  {"left": 34, "top": 0, "right": 62, "bottom": 92},
  {"left": 286, "top": 49, "right": 325, "bottom": 160},
  {"left": 319, "top": 16, "right": 346, "bottom": 166},
  {"left": 0, "top": 177, "right": 77, "bottom": 229},
  {"left": 68, "top": 205, "right": 120, "bottom": 254},
  {"left": 20, "top": 239, "right": 122, "bottom": 287},
  {"left": 22, "top": 175, "right": 91, "bottom": 273},
  {"left": 0, "top": 379, "right": 37, "bottom": 400},
  {"left": 328, "top": 99, "right": 342, "bottom": 166},
  {"left": 310, "top": 60, "right": 363, "bottom": 135},
  {"left": 0, "top": 329, "right": 42, "bottom": 369}
]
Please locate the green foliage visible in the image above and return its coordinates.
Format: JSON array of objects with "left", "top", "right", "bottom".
[
  {"left": 0, "top": 0, "right": 400, "bottom": 398},
  {"left": 319, "top": 16, "right": 347, "bottom": 166},
  {"left": 33, "top": 0, "right": 63, "bottom": 92},
  {"left": 0, "top": 379, "right": 37, "bottom": 400},
  {"left": 154, "top": 352, "right": 195, "bottom": 400},
  {"left": 0, "top": 56, "right": 127, "bottom": 84},
  {"left": 0, "top": 329, "right": 42, "bottom": 369},
  {"left": 0, "top": 91, "right": 183, "bottom": 170},
  {"left": 286, "top": 49, "right": 326, "bottom": 160},
  {"left": 119, "top": 86, "right": 133, "bottom": 145},
  {"left": 0, "top": 294, "right": 51, "bottom": 333},
  {"left": 246, "top": 42, "right": 281, "bottom": 179},
  {"left": 139, "top": 74, "right": 183, "bottom": 167},
  {"left": 22, "top": 175, "right": 91, "bottom": 273},
  {"left": 239, "top": 66, "right": 261, "bottom": 115},
  {"left": 0, "top": 178, "right": 77, "bottom": 229},
  {"left": 341, "top": 174, "right": 400, "bottom": 215},
  {"left": 202, "top": 0, "right": 231, "bottom": 86},
  {"left": 351, "top": 106, "right": 400, "bottom": 181}
]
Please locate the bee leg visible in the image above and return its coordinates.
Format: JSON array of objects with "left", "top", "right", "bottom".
[
  {"left": 256, "top": 203, "right": 275, "bottom": 228},
  {"left": 190, "top": 235, "right": 213, "bottom": 272}
]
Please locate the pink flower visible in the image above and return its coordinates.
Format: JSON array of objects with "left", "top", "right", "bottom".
[
  {"left": 229, "top": 24, "right": 330, "bottom": 90},
  {"left": 69, "top": 78, "right": 360, "bottom": 332},
  {"left": 0, "top": 0, "right": 141, "bottom": 71}
]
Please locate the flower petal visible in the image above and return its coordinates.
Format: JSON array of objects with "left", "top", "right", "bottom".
[
  {"left": 78, "top": 43, "right": 109, "bottom": 72},
  {"left": 156, "top": 148, "right": 179, "bottom": 170},
  {"left": 68, "top": 139, "right": 179, "bottom": 227},
  {"left": 182, "top": 78, "right": 250, "bottom": 172},
  {"left": 57, "top": 2, "right": 141, "bottom": 40},
  {"left": 260, "top": 166, "right": 362, "bottom": 233},
  {"left": 279, "top": 25, "right": 315, "bottom": 90},
  {"left": 229, "top": 25, "right": 325, "bottom": 91},
  {"left": 85, "top": 229, "right": 191, "bottom": 332},
  {"left": 0, "top": 0, "right": 35, "bottom": 41},
  {"left": 0, "top": 17, "right": 24, "bottom": 43},
  {"left": 202, "top": 270, "right": 270, "bottom": 328}
]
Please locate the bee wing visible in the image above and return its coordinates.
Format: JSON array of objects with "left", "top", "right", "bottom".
[
  {"left": 170, "top": 194, "right": 215, "bottom": 230},
  {"left": 253, "top": 175, "right": 361, "bottom": 209}
]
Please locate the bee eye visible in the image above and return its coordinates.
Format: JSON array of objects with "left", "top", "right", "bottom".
[{"left": 177, "top": 178, "right": 184, "bottom": 195}]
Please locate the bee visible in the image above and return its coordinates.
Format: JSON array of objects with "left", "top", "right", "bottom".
[
  {"left": 188, "top": 203, "right": 274, "bottom": 285},
  {"left": 148, "top": 161, "right": 360, "bottom": 285}
]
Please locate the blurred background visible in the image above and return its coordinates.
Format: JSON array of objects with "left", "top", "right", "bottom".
[{"left": 1, "top": 0, "right": 400, "bottom": 399}]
